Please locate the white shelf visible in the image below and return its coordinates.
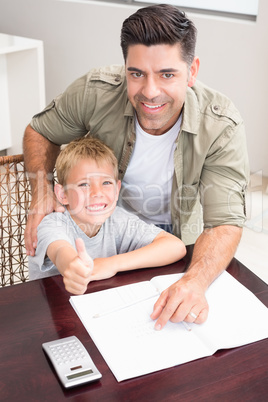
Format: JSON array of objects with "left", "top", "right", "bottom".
[{"left": 0, "top": 34, "right": 45, "bottom": 154}]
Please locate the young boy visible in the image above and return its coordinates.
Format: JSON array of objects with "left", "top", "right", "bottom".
[{"left": 28, "top": 137, "right": 186, "bottom": 294}]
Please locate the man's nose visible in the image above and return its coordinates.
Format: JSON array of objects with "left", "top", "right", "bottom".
[{"left": 141, "top": 76, "right": 161, "bottom": 100}]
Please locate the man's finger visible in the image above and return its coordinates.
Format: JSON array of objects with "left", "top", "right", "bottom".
[
  {"left": 153, "top": 305, "right": 178, "bottom": 331},
  {"left": 75, "top": 238, "right": 94, "bottom": 269},
  {"left": 151, "top": 292, "right": 181, "bottom": 331},
  {"left": 150, "top": 291, "right": 168, "bottom": 320},
  {"left": 25, "top": 214, "right": 43, "bottom": 256},
  {"left": 195, "top": 308, "right": 209, "bottom": 324}
]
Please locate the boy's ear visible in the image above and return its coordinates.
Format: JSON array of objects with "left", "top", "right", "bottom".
[
  {"left": 116, "top": 180, "right": 121, "bottom": 201},
  {"left": 54, "top": 183, "right": 69, "bottom": 205}
]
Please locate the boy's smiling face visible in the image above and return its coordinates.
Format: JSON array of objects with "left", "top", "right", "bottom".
[{"left": 56, "top": 158, "right": 121, "bottom": 237}]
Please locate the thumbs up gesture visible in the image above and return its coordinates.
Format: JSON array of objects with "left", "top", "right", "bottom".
[
  {"left": 75, "top": 238, "right": 94, "bottom": 271},
  {"left": 61, "top": 238, "right": 94, "bottom": 295}
]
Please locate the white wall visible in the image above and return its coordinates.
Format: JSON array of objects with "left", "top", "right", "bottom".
[{"left": 0, "top": 0, "right": 267, "bottom": 175}]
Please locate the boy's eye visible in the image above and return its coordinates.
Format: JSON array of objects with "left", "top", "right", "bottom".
[{"left": 78, "top": 182, "right": 89, "bottom": 187}]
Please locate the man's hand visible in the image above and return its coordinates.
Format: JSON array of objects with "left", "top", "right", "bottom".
[
  {"left": 150, "top": 275, "right": 209, "bottom": 330},
  {"left": 62, "top": 238, "right": 94, "bottom": 295},
  {"left": 25, "top": 185, "right": 65, "bottom": 256},
  {"left": 150, "top": 225, "right": 242, "bottom": 330}
]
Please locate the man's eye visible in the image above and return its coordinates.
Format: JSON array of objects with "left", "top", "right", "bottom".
[
  {"left": 132, "top": 72, "right": 143, "bottom": 78},
  {"left": 103, "top": 181, "right": 113, "bottom": 185},
  {"left": 162, "top": 73, "right": 174, "bottom": 79}
]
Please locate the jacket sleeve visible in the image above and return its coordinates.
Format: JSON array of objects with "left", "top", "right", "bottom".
[{"left": 200, "top": 119, "right": 249, "bottom": 228}]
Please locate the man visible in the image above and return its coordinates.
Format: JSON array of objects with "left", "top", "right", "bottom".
[{"left": 23, "top": 4, "right": 249, "bottom": 330}]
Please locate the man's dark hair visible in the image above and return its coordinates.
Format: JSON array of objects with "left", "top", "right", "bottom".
[{"left": 120, "top": 4, "right": 197, "bottom": 67}]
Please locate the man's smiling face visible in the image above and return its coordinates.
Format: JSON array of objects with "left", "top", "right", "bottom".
[{"left": 125, "top": 43, "right": 199, "bottom": 136}]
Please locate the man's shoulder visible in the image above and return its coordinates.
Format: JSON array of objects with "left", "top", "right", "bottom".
[
  {"left": 192, "top": 80, "right": 231, "bottom": 102},
  {"left": 63, "top": 65, "right": 126, "bottom": 99},
  {"left": 88, "top": 65, "right": 125, "bottom": 82},
  {"left": 190, "top": 80, "right": 242, "bottom": 125},
  {"left": 76, "top": 65, "right": 126, "bottom": 90}
]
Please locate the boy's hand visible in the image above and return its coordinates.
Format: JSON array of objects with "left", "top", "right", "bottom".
[
  {"left": 75, "top": 238, "right": 93, "bottom": 268},
  {"left": 62, "top": 238, "right": 94, "bottom": 294}
]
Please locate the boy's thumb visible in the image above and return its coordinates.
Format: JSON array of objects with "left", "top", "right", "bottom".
[{"left": 75, "top": 238, "right": 94, "bottom": 269}]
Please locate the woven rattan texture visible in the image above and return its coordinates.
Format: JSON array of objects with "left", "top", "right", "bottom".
[{"left": 0, "top": 154, "right": 31, "bottom": 286}]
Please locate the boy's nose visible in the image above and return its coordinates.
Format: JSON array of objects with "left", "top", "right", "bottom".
[{"left": 90, "top": 183, "right": 103, "bottom": 197}]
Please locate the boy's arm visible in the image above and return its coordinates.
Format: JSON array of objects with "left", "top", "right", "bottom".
[
  {"left": 47, "top": 238, "right": 93, "bottom": 294},
  {"left": 91, "top": 232, "right": 186, "bottom": 281}
]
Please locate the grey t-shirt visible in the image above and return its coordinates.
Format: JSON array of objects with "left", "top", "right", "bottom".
[{"left": 28, "top": 206, "right": 162, "bottom": 280}]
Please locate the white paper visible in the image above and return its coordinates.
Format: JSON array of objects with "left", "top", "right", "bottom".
[{"left": 70, "top": 271, "right": 268, "bottom": 382}]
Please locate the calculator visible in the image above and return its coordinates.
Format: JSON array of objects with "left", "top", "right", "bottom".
[{"left": 42, "top": 336, "right": 102, "bottom": 388}]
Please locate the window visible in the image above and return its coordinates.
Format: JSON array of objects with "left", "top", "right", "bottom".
[
  {"left": 135, "top": 0, "right": 259, "bottom": 17},
  {"left": 72, "top": 0, "right": 259, "bottom": 19}
]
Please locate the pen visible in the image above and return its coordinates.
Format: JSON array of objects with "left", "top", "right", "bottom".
[
  {"left": 93, "top": 293, "right": 159, "bottom": 318},
  {"left": 182, "top": 321, "right": 191, "bottom": 331}
]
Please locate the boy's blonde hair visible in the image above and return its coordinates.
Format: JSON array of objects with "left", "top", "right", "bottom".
[{"left": 55, "top": 136, "right": 119, "bottom": 186}]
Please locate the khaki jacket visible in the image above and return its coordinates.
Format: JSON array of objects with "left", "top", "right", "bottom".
[{"left": 31, "top": 65, "right": 249, "bottom": 245}]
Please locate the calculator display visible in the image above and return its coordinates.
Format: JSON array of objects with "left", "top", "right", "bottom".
[{"left": 67, "top": 369, "right": 94, "bottom": 380}]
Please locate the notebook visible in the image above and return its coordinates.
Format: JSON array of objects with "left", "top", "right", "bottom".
[{"left": 70, "top": 271, "right": 268, "bottom": 382}]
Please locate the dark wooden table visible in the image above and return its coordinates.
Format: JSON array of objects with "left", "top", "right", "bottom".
[{"left": 1, "top": 247, "right": 268, "bottom": 401}]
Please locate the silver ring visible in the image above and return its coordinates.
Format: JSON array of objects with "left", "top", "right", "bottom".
[{"left": 189, "top": 312, "right": 197, "bottom": 320}]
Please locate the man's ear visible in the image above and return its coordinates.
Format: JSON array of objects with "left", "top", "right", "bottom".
[
  {"left": 54, "top": 183, "right": 69, "bottom": 205},
  {"left": 188, "top": 56, "right": 200, "bottom": 88}
]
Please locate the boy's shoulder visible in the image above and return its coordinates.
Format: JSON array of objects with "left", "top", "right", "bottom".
[{"left": 38, "top": 209, "right": 71, "bottom": 228}]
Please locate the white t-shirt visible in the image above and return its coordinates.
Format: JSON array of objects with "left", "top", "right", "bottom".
[{"left": 118, "top": 115, "right": 181, "bottom": 225}]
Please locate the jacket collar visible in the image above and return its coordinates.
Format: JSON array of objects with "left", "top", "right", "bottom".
[{"left": 181, "top": 85, "right": 200, "bottom": 136}]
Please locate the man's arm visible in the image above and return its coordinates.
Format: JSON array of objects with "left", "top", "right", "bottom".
[
  {"left": 150, "top": 225, "right": 242, "bottom": 330},
  {"left": 23, "top": 124, "right": 63, "bottom": 255}
]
